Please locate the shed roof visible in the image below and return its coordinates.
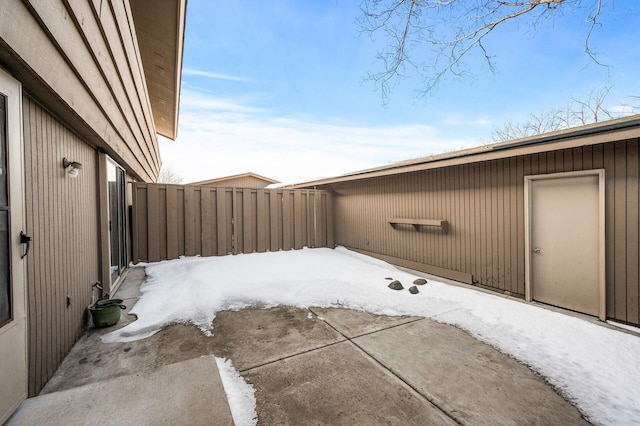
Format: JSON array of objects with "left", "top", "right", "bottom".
[
  {"left": 130, "top": 0, "right": 186, "bottom": 140},
  {"left": 289, "top": 114, "right": 640, "bottom": 188},
  {"left": 188, "top": 172, "right": 281, "bottom": 187}
]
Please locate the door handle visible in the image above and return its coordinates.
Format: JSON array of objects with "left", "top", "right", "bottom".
[
  {"left": 533, "top": 247, "right": 541, "bottom": 254},
  {"left": 20, "top": 231, "right": 32, "bottom": 259}
]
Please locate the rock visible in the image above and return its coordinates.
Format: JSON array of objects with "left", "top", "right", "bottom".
[
  {"left": 384, "top": 277, "right": 393, "bottom": 280},
  {"left": 388, "top": 280, "right": 404, "bottom": 290},
  {"left": 409, "top": 286, "right": 419, "bottom": 294},
  {"left": 413, "top": 278, "right": 428, "bottom": 286}
]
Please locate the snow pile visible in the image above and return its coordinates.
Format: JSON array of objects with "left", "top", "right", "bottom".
[
  {"left": 103, "top": 247, "right": 454, "bottom": 342},
  {"left": 103, "top": 247, "right": 640, "bottom": 425},
  {"left": 215, "top": 358, "right": 257, "bottom": 426}
]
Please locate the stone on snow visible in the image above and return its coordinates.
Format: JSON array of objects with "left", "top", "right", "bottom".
[{"left": 388, "top": 280, "right": 404, "bottom": 290}]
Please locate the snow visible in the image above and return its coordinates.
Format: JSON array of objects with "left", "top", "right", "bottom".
[
  {"left": 215, "top": 357, "right": 257, "bottom": 426},
  {"left": 104, "top": 247, "right": 640, "bottom": 426},
  {"left": 606, "top": 320, "right": 640, "bottom": 334}
]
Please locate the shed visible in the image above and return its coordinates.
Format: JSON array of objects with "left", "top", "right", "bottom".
[{"left": 292, "top": 116, "right": 640, "bottom": 327}]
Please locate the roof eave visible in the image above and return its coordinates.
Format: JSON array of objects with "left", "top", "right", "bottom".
[{"left": 130, "top": 0, "right": 187, "bottom": 140}]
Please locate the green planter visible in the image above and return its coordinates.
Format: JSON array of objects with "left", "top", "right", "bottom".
[{"left": 89, "top": 298, "right": 126, "bottom": 328}]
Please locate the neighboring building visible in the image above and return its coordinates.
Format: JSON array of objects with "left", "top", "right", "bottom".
[
  {"left": 0, "top": 0, "right": 186, "bottom": 421},
  {"left": 292, "top": 116, "right": 640, "bottom": 328},
  {"left": 189, "top": 172, "right": 280, "bottom": 188}
]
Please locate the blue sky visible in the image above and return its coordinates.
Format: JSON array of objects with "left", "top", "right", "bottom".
[{"left": 159, "top": 0, "right": 640, "bottom": 184}]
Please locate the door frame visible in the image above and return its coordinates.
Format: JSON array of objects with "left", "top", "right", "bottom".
[
  {"left": 524, "top": 169, "right": 606, "bottom": 320},
  {"left": 0, "top": 68, "right": 27, "bottom": 423}
]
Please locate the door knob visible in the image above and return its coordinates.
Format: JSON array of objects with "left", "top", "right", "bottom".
[{"left": 533, "top": 247, "right": 541, "bottom": 254}]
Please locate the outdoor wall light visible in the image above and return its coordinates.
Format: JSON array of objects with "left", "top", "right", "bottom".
[{"left": 62, "top": 157, "right": 83, "bottom": 178}]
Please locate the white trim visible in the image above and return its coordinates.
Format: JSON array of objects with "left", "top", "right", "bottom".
[
  {"left": 524, "top": 169, "right": 606, "bottom": 321},
  {"left": 0, "top": 68, "right": 28, "bottom": 423}
]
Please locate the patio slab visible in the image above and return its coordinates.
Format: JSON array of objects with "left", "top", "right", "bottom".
[
  {"left": 311, "top": 307, "right": 422, "bottom": 338},
  {"left": 206, "top": 307, "right": 346, "bottom": 371},
  {"left": 42, "top": 268, "right": 217, "bottom": 393},
  {"left": 7, "top": 355, "right": 233, "bottom": 426},
  {"left": 354, "top": 319, "right": 589, "bottom": 425},
  {"left": 243, "top": 340, "right": 457, "bottom": 425},
  {"left": 16, "top": 267, "right": 590, "bottom": 425}
]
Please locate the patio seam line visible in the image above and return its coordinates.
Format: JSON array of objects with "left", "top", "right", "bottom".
[
  {"left": 307, "top": 310, "right": 425, "bottom": 340},
  {"left": 238, "top": 338, "right": 349, "bottom": 373},
  {"left": 347, "top": 336, "right": 464, "bottom": 426},
  {"left": 313, "top": 314, "right": 464, "bottom": 426}
]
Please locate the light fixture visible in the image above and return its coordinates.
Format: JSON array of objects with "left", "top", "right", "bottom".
[{"left": 62, "top": 157, "right": 82, "bottom": 178}]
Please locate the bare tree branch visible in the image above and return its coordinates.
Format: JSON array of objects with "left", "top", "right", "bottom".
[
  {"left": 491, "top": 86, "right": 638, "bottom": 142},
  {"left": 569, "top": 86, "right": 613, "bottom": 124},
  {"left": 585, "top": 0, "right": 605, "bottom": 65},
  {"left": 157, "top": 164, "right": 183, "bottom": 184},
  {"left": 360, "top": 0, "right": 610, "bottom": 102}
]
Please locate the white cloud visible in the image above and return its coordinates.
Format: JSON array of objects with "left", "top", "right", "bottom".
[
  {"left": 161, "top": 91, "right": 479, "bottom": 184},
  {"left": 608, "top": 104, "right": 638, "bottom": 116},
  {"left": 179, "top": 89, "right": 265, "bottom": 113},
  {"left": 182, "top": 68, "right": 252, "bottom": 82}
]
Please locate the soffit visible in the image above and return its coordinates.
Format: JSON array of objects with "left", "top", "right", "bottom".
[{"left": 130, "top": 0, "right": 186, "bottom": 140}]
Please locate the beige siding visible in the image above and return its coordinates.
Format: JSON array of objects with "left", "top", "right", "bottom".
[
  {"left": 133, "top": 184, "right": 334, "bottom": 262},
  {"left": 327, "top": 139, "right": 640, "bottom": 325},
  {"left": 0, "top": 0, "right": 159, "bottom": 181},
  {"left": 23, "top": 96, "right": 100, "bottom": 396}
]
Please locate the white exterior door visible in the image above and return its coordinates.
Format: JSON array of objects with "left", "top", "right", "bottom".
[
  {"left": 525, "top": 170, "right": 605, "bottom": 319},
  {"left": 0, "top": 70, "right": 28, "bottom": 423}
]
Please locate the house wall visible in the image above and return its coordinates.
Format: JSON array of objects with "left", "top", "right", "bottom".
[
  {"left": 22, "top": 96, "right": 100, "bottom": 396},
  {"left": 0, "top": 0, "right": 163, "bottom": 396},
  {"left": 0, "top": 0, "right": 159, "bottom": 182},
  {"left": 325, "top": 139, "right": 640, "bottom": 326}
]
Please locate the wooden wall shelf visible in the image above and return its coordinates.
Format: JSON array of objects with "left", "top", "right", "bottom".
[{"left": 387, "top": 218, "right": 448, "bottom": 231}]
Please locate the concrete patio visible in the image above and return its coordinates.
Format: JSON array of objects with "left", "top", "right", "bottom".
[{"left": 8, "top": 267, "right": 590, "bottom": 425}]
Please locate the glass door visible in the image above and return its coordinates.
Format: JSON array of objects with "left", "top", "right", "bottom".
[{"left": 107, "top": 159, "right": 127, "bottom": 284}]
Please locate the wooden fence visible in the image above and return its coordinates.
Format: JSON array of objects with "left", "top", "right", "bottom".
[{"left": 132, "top": 183, "right": 334, "bottom": 262}]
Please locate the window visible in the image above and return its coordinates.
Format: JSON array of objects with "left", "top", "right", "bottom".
[{"left": 0, "top": 94, "right": 10, "bottom": 325}]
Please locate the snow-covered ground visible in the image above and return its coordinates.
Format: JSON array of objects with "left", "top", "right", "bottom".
[{"left": 104, "top": 247, "right": 640, "bottom": 426}]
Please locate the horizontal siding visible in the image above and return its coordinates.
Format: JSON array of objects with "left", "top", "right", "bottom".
[
  {"left": 23, "top": 96, "right": 100, "bottom": 396},
  {"left": 328, "top": 139, "right": 640, "bottom": 326},
  {"left": 133, "top": 184, "right": 334, "bottom": 262},
  {"left": 0, "top": 0, "right": 158, "bottom": 181}
]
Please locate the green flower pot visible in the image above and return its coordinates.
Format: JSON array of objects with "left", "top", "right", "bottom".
[{"left": 89, "top": 299, "right": 126, "bottom": 328}]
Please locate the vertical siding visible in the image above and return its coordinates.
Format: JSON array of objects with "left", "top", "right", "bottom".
[
  {"left": 329, "top": 139, "right": 640, "bottom": 325},
  {"left": 23, "top": 96, "right": 99, "bottom": 395},
  {"left": 133, "top": 186, "right": 333, "bottom": 262}
]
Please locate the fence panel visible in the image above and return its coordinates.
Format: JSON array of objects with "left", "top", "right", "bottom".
[{"left": 132, "top": 183, "right": 334, "bottom": 263}]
